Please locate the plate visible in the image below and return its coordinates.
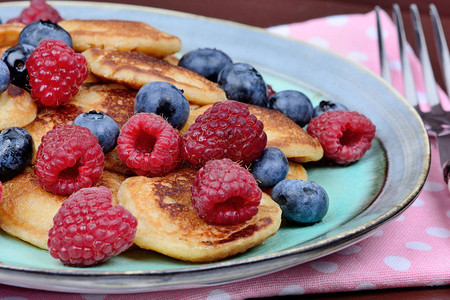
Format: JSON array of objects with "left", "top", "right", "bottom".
[{"left": 0, "top": 1, "right": 430, "bottom": 294}]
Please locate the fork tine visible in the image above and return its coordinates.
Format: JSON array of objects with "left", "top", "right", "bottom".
[
  {"left": 429, "top": 3, "right": 450, "bottom": 102},
  {"left": 409, "top": 4, "right": 441, "bottom": 109},
  {"left": 375, "top": 6, "right": 392, "bottom": 84},
  {"left": 392, "top": 4, "right": 419, "bottom": 108}
]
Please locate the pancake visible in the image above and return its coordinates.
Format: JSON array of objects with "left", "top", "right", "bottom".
[
  {"left": 82, "top": 48, "right": 227, "bottom": 105},
  {"left": 118, "top": 168, "right": 282, "bottom": 263},
  {"left": 0, "top": 22, "right": 24, "bottom": 48},
  {"left": 58, "top": 19, "right": 181, "bottom": 57},
  {"left": 182, "top": 103, "right": 324, "bottom": 163},
  {"left": 0, "top": 85, "right": 37, "bottom": 130},
  {"left": 0, "top": 169, "right": 126, "bottom": 250},
  {"left": 286, "top": 160, "right": 308, "bottom": 181}
]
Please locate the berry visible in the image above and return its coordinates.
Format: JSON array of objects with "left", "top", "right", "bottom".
[
  {"left": 48, "top": 186, "right": 138, "bottom": 267},
  {"left": 18, "top": 20, "right": 73, "bottom": 48},
  {"left": 217, "top": 63, "right": 268, "bottom": 107},
  {"left": 134, "top": 81, "right": 190, "bottom": 129},
  {"left": 181, "top": 100, "right": 267, "bottom": 167},
  {"left": 307, "top": 110, "right": 376, "bottom": 164},
  {"left": 267, "top": 90, "right": 314, "bottom": 127},
  {"left": 271, "top": 179, "right": 329, "bottom": 224},
  {"left": 266, "top": 84, "right": 276, "bottom": 99},
  {"left": 1, "top": 43, "right": 35, "bottom": 90},
  {"left": 250, "top": 147, "right": 289, "bottom": 189},
  {"left": 313, "top": 100, "right": 348, "bottom": 118},
  {"left": 116, "top": 113, "right": 181, "bottom": 177},
  {"left": 178, "top": 48, "right": 232, "bottom": 82},
  {"left": 73, "top": 110, "right": 120, "bottom": 154},
  {"left": 191, "top": 158, "right": 261, "bottom": 225},
  {"left": 7, "top": 0, "right": 63, "bottom": 25},
  {"left": 0, "top": 127, "right": 33, "bottom": 182},
  {"left": 27, "top": 39, "right": 89, "bottom": 107},
  {"left": 34, "top": 124, "right": 104, "bottom": 196},
  {"left": 0, "top": 61, "right": 10, "bottom": 93}
]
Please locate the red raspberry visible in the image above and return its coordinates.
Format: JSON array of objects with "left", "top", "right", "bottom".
[
  {"left": 266, "top": 84, "right": 276, "bottom": 98},
  {"left": 34, "top": 124, "right": 104, "bottom": 196},
  {"left": 307, "top": 110, "right": 376, "bottom": 164},
  {"left": 48, "top": 186, "right": 138, "bottom": 267},
  {"left": 7, "top": 0, "right": 63, "bottom": 25},
  {"left": 117, "top": 113, "right": 181, "bottom": 177},
  {"left": 27, "top": 39, "right": 89, "bottom": 107},
  {"left": 191, "top": 158, "right": 261, "bottom": 225},
  {"left": 181, "top": 100, "right": 267, "bottom": 167}
]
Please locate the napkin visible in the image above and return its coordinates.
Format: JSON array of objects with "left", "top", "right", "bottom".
[{"left": 1, "top": 8, "right": 449, "bottom": 300}]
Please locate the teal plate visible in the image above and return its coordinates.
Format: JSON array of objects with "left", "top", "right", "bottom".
[{"left": 0, "top": 1, "right": 430, "bottom": 294}]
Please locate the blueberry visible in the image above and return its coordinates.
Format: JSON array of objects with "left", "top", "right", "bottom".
[
  {"left": 178, "top": 48, "right": 232, "bottom": 82},
  {"left": 0, "top": 60, "right": 10, "bottom": 93},
  {"left": 73, "top": 111, "right": 120, "bottom": 153},
  {"left": 134, "top": 81, "right": 190, "bottom": 129},
  {"left": 1, "top": 44, "right": 35, "bottom": 90},
  {"left": 267, "top": 90, "right": 314, "bottom": 127},
  {"left": 217, "top": 62, "right": 267, "bottom": 107},
  {"left": 271, "top": 179, "right": 329, "bottom": 224},
  {"left": 18, "top": 20, "right": 73, "bottom": 48},
  {"left": 0, "top": 127, "right": 33, "bottom": 182},
  {"left": 250, "top": 147, "right": 289, "bottom": 188},
  {"left": 313, "top": 100, "right": 348, "bottom": 118}
]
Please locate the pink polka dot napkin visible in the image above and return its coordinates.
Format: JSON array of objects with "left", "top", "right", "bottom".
[{"left": 1, "top": 8, "right": 449, "bottom": 300}]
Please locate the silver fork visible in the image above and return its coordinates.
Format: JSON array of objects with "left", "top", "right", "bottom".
[{"left": 376, "top": 4, "right": 450, "bottom": 183}]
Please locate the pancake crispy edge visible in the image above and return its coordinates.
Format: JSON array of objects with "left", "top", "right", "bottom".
[
  {"left": 0, "top": 85, "right": 37, "bottom": 130},
  {"left": 118, "top": 168, "right": 282, "bottom": 263}
]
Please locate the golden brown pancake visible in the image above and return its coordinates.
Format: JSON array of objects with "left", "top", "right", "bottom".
[
  {"left": 118, "top": 168, "right": 282, "bottom": 263},
  {"left": 58, "top": 19, "right": 181, "bottom": 58},
  {"left": 182, "top": 104, "right": 324, "bottom": 163},
  {"left": 82, "top": 48, "right": 227, "bottom": 105},
  {"left": 0, "top": 168, "right": 126, "bottom": 250},
  {"left": 0, "top": 22, "right": 24, "bottom": 48},
  {"left": 0, "top": 85, "right": 37, "bottom": 130}
]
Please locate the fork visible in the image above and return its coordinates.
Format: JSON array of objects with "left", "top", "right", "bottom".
[{"left": 376, "top": 4, "right": 450, "bottom": 184}]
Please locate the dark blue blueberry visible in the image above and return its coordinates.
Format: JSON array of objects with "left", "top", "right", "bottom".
[
  {"left": 178, "top": 48, "right": 232, "bottom": 82},
  {"left": 250, "top": 147, "right": 289, "bottom": 189},
  {"left": 267, "top": 90, "right": 314, "bottom": 127},
  {"left": 313, "top": 100, "right": 348, "bottom": 118},
  {"left": 0, "top": 60, "right": 10, "bottom": 93},
  {"left": 271, "top": 179, "right": 329, "bottom": 224},
  {"left": 134, "top": 81, "right": 190, "bottom": 129},
  {"left": 1, "top": 44, "right": 35, "bottom": 91},
  {"left": 73, "top": 111, "right": 120, "bottom": 154},
  {"left": 18, "top": 20, "right": 73, "bottom": 48},
  {"left": 0, "top": 127, "right": 33, "bottom": 182},
  {"left": 217, "top": 62, "right": 267, "bottom": 107}
]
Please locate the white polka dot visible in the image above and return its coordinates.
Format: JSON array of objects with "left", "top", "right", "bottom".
[
  {"left": 346, "top": 51, "right": 369, "bottom": 62},
  {"left": 426, "top": 227, "right": 450, "bottom": 238},
  {"left": 307, "top": 37, "right": 329, "bottom": 49},
  {"left": 310, "top": 261, "right": 338, "bottom": 273},
  {"left": 81, "top": 295, "right": 107, "bottom": 300},
  {"left": 395, "top": 214, "right": 405, "bottom": 222},
  {"left": 207, "top": 289, "right": 231, "bottom": 300},
  {"left": 354, "top": 282, "right": 376, "bottom": 291},
  {"left": 338, "top": 245, "right": 362, "bottom": 255},
  {"left": 446, "top": 210, "right": 450, "bottom": 218},
  {"left": 411, "top": 198, "right": 425, "bottom": 207},
  {"left": 384, "top": 256, "right": 411, "bottom": 271},
  {"left": 406, "top": 241, "right": 432, "bottom": 251},
  {"left": 428, "top": 281, "right": 445, "bottom": 286},
  {"left": 1, "top": 297, "right": 28, "bottom": 300},
  {"left": 268, "top": 25, "right": 290, "bottom": 36},
  {"left": 371, "top": 229, "right": 384, "bottom": 237},
  {"left": 279, "top": 284, "right": 306, "bottom": 296},
  {"left": 326, "top": 15, "right": 349, "bottom": 26},
  {"left": 389, "top": 60, "right": 402, "bottom": 71},
  {"left": 423, "top": 181, "right": 446, "bottom": 192},
  {"left": 366, "top": 26, "right": 389, "bottom": 40}
]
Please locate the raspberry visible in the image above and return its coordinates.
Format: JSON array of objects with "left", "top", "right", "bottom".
[
  {"left": 181, "top": 100, "right": 267, "bottom": 167},
  {"left": 34, "top": 124, "right": 104, "bottom": 196},
  {"left": 27, "top": 39, "right": 89, "bottom": 107},
  {"left": 7, "top": 0, "right": 63, "bottom": 25},
  {"left": 116, "top": 113, "right": 181, "bottom": 177},
  {"left": 307, "top": 110, "right": 376, "bottom": 164},
  {"left": 48, "top": 186, "right": 138, "bottom": 267},
  {"left": 266, "top": 84, "right": 276, "bottom": 99},
  {"left": 191, "top": 158, "right": 261, "bottom": 225}
]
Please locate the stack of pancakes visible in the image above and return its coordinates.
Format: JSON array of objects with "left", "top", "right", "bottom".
[{"left": 0, "top": 19, "right": 323, "bottom": 263}]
